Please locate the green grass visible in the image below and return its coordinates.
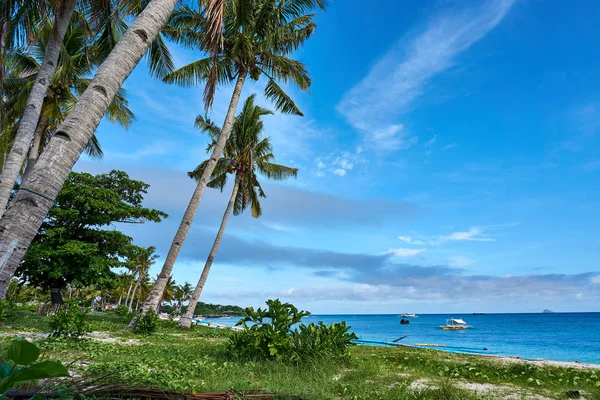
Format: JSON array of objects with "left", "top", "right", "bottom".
[{"left": 2, "top": 312, "right": 599, "bottom": 399}]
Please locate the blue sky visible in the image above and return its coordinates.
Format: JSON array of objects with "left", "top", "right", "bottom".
[{"left": 76, "top": 0, "right": 600, "bottom": 313}]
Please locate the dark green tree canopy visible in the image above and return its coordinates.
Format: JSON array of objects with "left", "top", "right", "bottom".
[{"left": 17, "top": 170, "right": 167, "bottom": 291}]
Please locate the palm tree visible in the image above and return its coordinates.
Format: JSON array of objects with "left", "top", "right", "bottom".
[
  {"left": 0, "top": 0, "right": 179, "bottom": 214},
  {"left": 126, "top": 246, "right": 158, "bottom": 312},
  {"left": 179, "top": 94, "right": 297, "bottom": 328},
  {"left": 139, "top": 0, "right": 325, "bottom": 320},
  {"left": 0, "top": 0, "right": 79, "bottom": 217},
  {"left": 156, "top": 275, "right": 176, "bottom": 312},
  {"left": 1, "top": 16, "right": 134, "bottom": 174},
  {"left": 0, "top": 0, "right": 190, "bottom": 299},
  {"left": 173, "top": 282, "right": 192, "bottom": 313}
]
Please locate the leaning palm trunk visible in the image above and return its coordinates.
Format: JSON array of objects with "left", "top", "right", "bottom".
[
  {"left": 124, "top": 280, "right": 134, "bottom": 306},
  {"left": 0, "top": 0, "right": 179, "bottom": 299},
  {"left": 133, "top": 73, "right": 247, "bottom": 325},
  {"left": 0, "top": 0, "right": 78, "bottom": 217},
  {"left": 179, "top": 175, "right": 240, "bottom": 329},
  {"left": 129, "top": 277, "right": 141, "bottom": 312}
]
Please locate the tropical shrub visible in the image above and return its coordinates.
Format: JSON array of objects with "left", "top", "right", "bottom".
[
  {"left": 49, "top": 302, "right": 90, "bottom": 338},
  {"left": 0, "top": 300, "right": 15, "bottom": 322},
  {"left": 0, "top": 337, "right": 69, "bottom": 394},
  {"left": 290, "top": 321, "right": 357, "bottom": 362},
  {"left": 16, "top": 303, "right": 38, "bottom": 314},
  {"left": 227, "top": 299, "right": 357, "bottom": 362},
  {"left": 114, "top": 304, "right": 130, "bottom": 317},
  {"left": 133, "top": 311, "right": 157, "bottom": 335}
]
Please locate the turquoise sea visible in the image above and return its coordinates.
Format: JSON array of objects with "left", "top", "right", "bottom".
[{"left": 206, "top": 312, "right": 600, "bottom": 364}]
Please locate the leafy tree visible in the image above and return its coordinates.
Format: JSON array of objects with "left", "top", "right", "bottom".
[
  {"left": 173, "top": 282, "right": 193, "bottom": 313},
  {"left": 142, "top": 0, "right": 325, "bottom": 317},
  {"left": 127, "top": 245, "right": 158, "bottom": 311},
  {"left": 179, "top": 94, "right": 297, "bottom": 328},
  {"left": 0, "top": 0, "right": 177, "bottom": 214},
  {"left": 0, "top": 0, "right": 228, "bottom": 299},
  {"left": 1, "top": 15, "right": 135, "bottom": 173},
  {"left": 16, "top": 170, "right": 167, "bottom": 306}
]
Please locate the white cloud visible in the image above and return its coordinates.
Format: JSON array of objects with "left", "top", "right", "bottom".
[
  {"left": 441, "top": 227, "right": 494, "bottom": 242},
  {"left": 339, "top": 159, "right": 354, "bottom": 170},
  {"left": 385, "top": 247, "right": 426, "bottom": 257},
  {"left": 262, "top": 221, "right": 296, "bottom": 232},
  {"left": 447, "top": 256, "right": 475, "bottom": 268},
  {"left": 396, "top": 224, "right": 516, "bottom": 247},
  {"left": 315, "top": 148, "right": 365, "bottom": 177},
  {"left": 337, "top": 0, "right": 515, "bottom": 150},
  {"left": 443, "top": 143, "right": 459, "bottom": 150},
  {"left": 426, "top": 135, "right": 437, "bottom": 146},
  {"left": 104, "top": 140, "right": 178, "bottom": 161}
]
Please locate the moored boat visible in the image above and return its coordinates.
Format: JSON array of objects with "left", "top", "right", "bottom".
[
  {"left": 398, "top": 313, "right": 418, "bottom": 318},
  {"left": 440, "top": 318, "right": 470, "bottom": 330}
]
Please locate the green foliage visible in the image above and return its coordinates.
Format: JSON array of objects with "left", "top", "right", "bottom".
[
  {"left": 49, "top": 302, "right": 90, "bottom": 339},
  {"left": 133, "top": 311, "right": 158, "bottom": 335},
  {"left": 164, "top": 0, "right": 325, "bottom": 113},
  {"left": 289, "top": 321, "right": 357, "bottom": 362},
  {"left": 190, "top": 95, "right": 297, "bottom": 220},
  {"left": 229, "top": 299, "right": 308, "bottom": 360},
  {"left": 189, "top": 302, "right": 245, "bottom": 316},
  {"left": 0, "top": 301, "right": 16, "bottom": 322},
  {"left": 114, "top": 304, "right": 130, "bottom": 317},
  {"left": 228, "top": 299, "right": 356, "bottom": 362},
  {"left": 0, "top": 337, "right": 69, "bottom": 394},
  {"left": 3, "top": 313, "right": 599, "bottom": 399},
  {"left": 18, "top": 170, "right": 167, "bottom": 292}
]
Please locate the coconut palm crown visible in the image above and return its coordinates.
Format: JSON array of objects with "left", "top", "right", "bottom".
[
  {"left": 164, "top": 0, "right": 326, "bottom": 113},
  {"left": 190, "top": 94, "right": 298, "bottom": 217}
]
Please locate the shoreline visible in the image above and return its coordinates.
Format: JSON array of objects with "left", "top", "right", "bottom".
[
  {"left": 200, "top": 322, "right": 600, "bottom": 369},
  {"left": 481, "top": 353, "right": 600, "bottom": 370}
]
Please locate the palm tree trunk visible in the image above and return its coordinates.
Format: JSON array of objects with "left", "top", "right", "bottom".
[
  {"left": 129, "top": 277, "right": 141, "bottom": 312},
  {"left": 179, "top": 175, "right": 240, "bottom": 329},
  {"left": 50, "top": 288, "right": 63, "bottom": 309},
  {"left": 0, "top": 0, "right": 179, "bottom": 300},
  {"left": 0, "top": 0, "right": 78, "bottom": 218},
  {"left": 132, "top": 72, "right": 247, "bottom": 326},
  {"left": 124, "top": 280, "right": 134, "bottom": 306},
  {"left": 23, "top": 113, "right": 49, "bottom": 178}
]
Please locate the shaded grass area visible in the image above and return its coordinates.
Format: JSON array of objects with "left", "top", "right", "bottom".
[{"left": 2, "top": 312, "right": 600, "bottom": 399}]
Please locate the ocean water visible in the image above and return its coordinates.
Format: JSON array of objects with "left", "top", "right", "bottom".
[{"left": 206, "top": 313, "right": 600, "bottom": 364}]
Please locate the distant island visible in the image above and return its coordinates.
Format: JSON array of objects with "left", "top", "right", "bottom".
[{"left": 543, "top": 309, "right": 555, "bottom": 314}]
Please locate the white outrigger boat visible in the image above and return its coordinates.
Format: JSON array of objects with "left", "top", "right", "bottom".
[
  {"left": 440, "top": 318, "right": 470, "bottom": 330},
  {"left": 398, "top": 313, "right": 418, "bottom": 318}
]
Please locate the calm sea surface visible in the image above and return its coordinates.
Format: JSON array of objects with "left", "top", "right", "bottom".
[{"left": 207, "top": 313, "right": 600, "bottom": 364}]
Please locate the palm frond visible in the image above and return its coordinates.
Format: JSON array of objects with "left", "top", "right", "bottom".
[
  {"left": 257, "top": 161, "right": 298, "bottom": 181},
  {"left": 263, "top": 78, "right": 303, "bottom": 116},
  {"left": 85, "top": 134, "right": 104, "bottom": 159},
  {"left": 147, "top": 33, "right": 175, "bottom": 79}
]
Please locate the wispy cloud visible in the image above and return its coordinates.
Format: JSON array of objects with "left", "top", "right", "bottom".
[
  {"left": 315, "top": 148, "right": 366, "bottom": 178},
  {"left": 104, "top": 140, "right": 178, "bottom": 161},
  {"left": 336, "top": 0, "right": 515, "bottom": 150},
  {"left": 397, "top": 224, "right": 518, "bottom": 247},
  {"left": 426, "top": 135, "right": 437, "bottom": 146},
  {"left": 447, "top": 256, "right": 475, "bottom": 268},
  {"left": 441, "top": 227, "right": 494, "bottom": 242},
  {"left": 384, "top": 248, "right": 426, "bottom": 257},
  {"left": 443, "top": 143, "right": 459, "bottom": 150}
]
